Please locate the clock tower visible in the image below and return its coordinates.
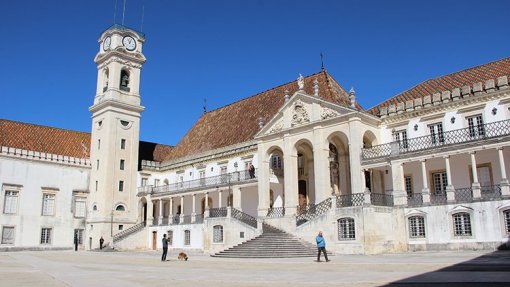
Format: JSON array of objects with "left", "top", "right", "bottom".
[{"left": 87, "top": 25, "right": 146, "bottom": 249}]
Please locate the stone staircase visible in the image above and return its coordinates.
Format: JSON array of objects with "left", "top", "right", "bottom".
[{"left": 211, "top": 224, "right": 324, "bottom": 258}]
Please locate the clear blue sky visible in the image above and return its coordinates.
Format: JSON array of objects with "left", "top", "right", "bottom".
[{"left": 1, "top": 0, "right": 509, "bottom": 146}]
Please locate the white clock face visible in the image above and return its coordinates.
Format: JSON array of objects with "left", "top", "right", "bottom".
[
  {"left": 122, "top": 36, "right": 136, "bottom": 51},
  {"left": 103, "top": 37, "right": 111, "bottom": 51}
]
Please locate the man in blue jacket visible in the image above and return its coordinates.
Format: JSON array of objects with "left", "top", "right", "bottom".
[{"left": 316, "top": 231, "right": 330, "bottom": 262}]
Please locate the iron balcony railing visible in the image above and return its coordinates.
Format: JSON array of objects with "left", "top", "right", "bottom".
[
  {"left": 362, "top": 119, "right": 510, "bottom": 160},
  {"left": 137, "top": 169, "right": 257, "bottom": 195},
  {"left": 296, "top": 198, "right": 332, "bottom": 226},
  {"left": 209, "top": 207, "right": 228, "bottom": 218},
  {"left": 266, "top": 207, "right": 285, "bottom": 217},
  {"left": 113, "top": 221, "right": 146, "bottom": 243},
  {"left": 336, "top": 193, "right": 365, "bottom": 208},
  {"left": 231, "top": 208, "right": 258, "bottom": 228},
  {"left": 370, "top": 193, "right": 394, "bottom": 207},
  {"left": 407, "top": 193, "right": 423, "bottom": 207}
]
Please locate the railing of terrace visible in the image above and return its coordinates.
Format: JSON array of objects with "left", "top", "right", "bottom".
[
  {"left": 430, "top": 192, "right": 448, "bottom": 205},
  {"left": 370, "top": 193, "right": 394, "bottom": 207},
  {"left": 407, "top": 193, "right": 423, "bottom": 207},
  {"left": 336, "top": 193, "right": 364, "bottom": 208},
  {"left": 362, "top": 119, "right": 510, "bottom": 160},
  {"left": 481, "top": 185, "right": 502, "bottom": 201},
  {"left": 209, "top": 207, "right": 228, "bottom": 218},
  {"left": 266, "top": 207, "right": 285, "bottom": 217},
  {"left": 138, "top": 169, "right": 258, "bottom": 194},
  {"left": 454, "top": 187, "right": 473, "bottom": 203},
  {"left": 231, "top": 208, "right": 258, "bottom": 228}
]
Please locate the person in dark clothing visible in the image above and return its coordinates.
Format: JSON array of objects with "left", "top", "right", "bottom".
[
  {"left": 74, "top": 232, "right": 78, "bottom": 251},
  {"left": 99, "top": 236, "right": 104, "bottom": 250},
  {"left": 161, "top": 234, "right": 169, "bottom": 261},
  {"left": 249, "top": 164, "right": 255, "bottom": 179},
  {"left": 316, "top": 231, "right": 330, "bottom": 262}
]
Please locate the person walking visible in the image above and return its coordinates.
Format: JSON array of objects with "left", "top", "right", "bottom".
[
  {"left": 316, "top": 231, "right": 330, "bottom": 262},
  {"left": 99, "top": 236, "right": 104, "bottom": 250},
  {"left": 161, "top": 234, "right": 169, "bottom": 261}
]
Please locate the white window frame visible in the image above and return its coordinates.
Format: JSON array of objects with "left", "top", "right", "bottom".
[
  {"left": 431, "top": 171, "right": 448, "bottom": 195},
  {"left": 404, "top": 175, "right": 413, "bottom": 197},
  {"left": 74, "top": 196, "right": 86, "bottom": 218},
  {"left": 452, "top": 212, "right": 472, "bottom": 237},
  {"left": 337, "top": 217, "right": 356, "bottom": 241},
  {"left": 408, "top": 216, "right": 426, "bottom": 239},
  {"left": 213, "top": 225, "right": 224, "bottom": 243},
  {"left": 466, "top": 114, "right": 485, "bottom": 139},
  {"left": 3, "top": 186, "right": 20, "bottom": 215},
  {"left": 40, "top": 227, "right": 52, "bottom": 244},
  {"left": 167, "top": 230, "right": 173, "bottom": 246},
  {"left": 74, "top": 229, "right": 84, "bottom": 245},
  {"left": 184, "top": 230, "right": 191, "bottom": 246},
  {"left": 428, "top": 122, "right": 445, "bottom": 145},
  {"left": 42, "top": 193, "right": 56, "bottom": 216},
  {"left": 394, "top": 129, "right": 409, "bottom": 149},
  {"left": 1, "top": 226, "right": 15, "bottom": 244}
]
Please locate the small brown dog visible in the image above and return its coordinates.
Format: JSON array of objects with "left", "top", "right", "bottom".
[{"left": 177, "top": 252, "right": 188, "bottom": 261}]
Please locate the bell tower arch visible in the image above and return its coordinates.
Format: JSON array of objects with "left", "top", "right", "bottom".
[{"left": 87, "top": 25, "right": 146, "bottom": 249}]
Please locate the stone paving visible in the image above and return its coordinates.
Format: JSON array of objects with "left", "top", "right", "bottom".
[{"left": 1, "top": 250, "right": 510, "bottom": 286}]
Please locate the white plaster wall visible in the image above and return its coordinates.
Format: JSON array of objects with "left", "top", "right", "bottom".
[
  {"left": 150, "top": 224, "right": 204, "bottom": 250},
  {"left": 203, "top": 217, "right": 260, "bottom": 254},
  {"left": 241, "top": 186, "right": 259, "bottom": 217},
  {"left": 0, "top": 157, "right": 90, "bottom": 249}
]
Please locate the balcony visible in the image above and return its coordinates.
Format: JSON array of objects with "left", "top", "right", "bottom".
[
  {"left": 137, "top": 169, "right": 257, "bottom": 196},
  {"left": 362, "top": 119, "right": 510, "bottom": 161}
]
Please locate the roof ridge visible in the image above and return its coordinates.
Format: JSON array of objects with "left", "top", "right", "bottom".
[
  {"left": 368, "top": 56, "right": 510, "bottom": 111},
  {"left": 0, "top": 118, "right": 90, "bottom": 135},
  {"left": 203, "top": 71, "right": 325, "bottom": 115}
]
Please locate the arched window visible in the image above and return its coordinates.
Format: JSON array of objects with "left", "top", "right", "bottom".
[
  {"left": 167, "top": 230, "right": 173, "bottom": 246},
  {"left": 270, "top": 155, "right": 283, "bottom": 170},
  {"left": 120, "top": 69, "right": 130, "bottom": 92},
  {"left": 115, "top": 205, "right": 125, "bottom": 211},
  {"left": 453, "top": 212, "right": 472, "bottom": 236},
  {"left": 184, "top": 230, "right": 191, "bottom": 245},
  {"left": 103, "top": 69, "right": 109, "bottom": 92},
  {"left": 337, "top": 218, "right": 355, "bottom": 240},
  {"left": 163, "top": 179, "right": 169, "bottom": 185},
  {"left": 213, "top": 225, "right": 223, "bottom": 243},
  {"left": 408, "top": 216, "right": 426, "bottom": 238},
  {"left": 93, "top": 204, "right": 98, "bottom": 211},
  {"left": 503, "top": 209, "right": 510, "bottom": 234}
]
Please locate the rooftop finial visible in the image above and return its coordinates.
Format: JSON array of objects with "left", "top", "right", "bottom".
[
  {"left": 313, "top": 78, "right": 319, "bottom": 97},
  {"left": 203, "top": 98, "right": 207, "bottom": 114},
  {"left": 297, "top": 74, "right": 304, "bottom": 90},
  {"left": 349, "top": 87, "right": 356, "bottom": 108},
  {"left": 320, "top": 52, "right": 325, "bottom": 70},
  {"left": 284, "top": 90, "right": 290, "bottom": 102},
  {"left": 258, "top": 117, "right": 265, "bottom": 129}
]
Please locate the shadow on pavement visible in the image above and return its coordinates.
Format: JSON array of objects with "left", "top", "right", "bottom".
[{"left": 380, "top": 241, "right": 510, "bottom": 287}]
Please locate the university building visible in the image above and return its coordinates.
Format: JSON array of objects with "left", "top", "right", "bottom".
[{"left": 1, "top": 25, "right": 510, "bottom": 255}]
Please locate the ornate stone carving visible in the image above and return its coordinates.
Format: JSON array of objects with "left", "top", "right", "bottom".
[
  {"left": 321, "top": 107, "right": 338, "bottom": 120},
  {"left": 98, "top": 56, "right": 142, "bottom": 69},
  {"left": 267, "top": 120, "right": 283, "bottom": 134},
  {"left": 297, "top": 74, "right": 304, "bottom": 90},
  {"left": 291, "top": 100, "right": 310, "bottom": 126}
]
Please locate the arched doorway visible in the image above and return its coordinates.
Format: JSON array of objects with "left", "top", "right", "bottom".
[
  {"left": 328, "top": 132, "right": 350, "bottom": 195},
  {"left": 295, "top": 139, "right": 315, "bottom": 205}
]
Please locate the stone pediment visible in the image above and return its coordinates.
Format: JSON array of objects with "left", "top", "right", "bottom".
[{"left": 256, "top": 91, "right": 352, "bottom": 137}]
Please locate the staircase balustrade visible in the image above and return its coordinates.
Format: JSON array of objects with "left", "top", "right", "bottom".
[
  {"left": 231, "top": 208, "right": 258, "bottom": 228},
  {"left": 113, "top": 221, "right": 146, "bottom": 243},
  {"left": 296, "top": 198, "right": 332, "bottom": 226}
]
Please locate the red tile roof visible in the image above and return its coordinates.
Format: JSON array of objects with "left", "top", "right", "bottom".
[
  {"left": 163, "top": 70, "right": 357, "bottom": 161},
  {"left": 0, "top": 119, "right": 173, "bottom": 162},
  {"left": 369, "top": 57, "right": 510, "bottom": 115}
]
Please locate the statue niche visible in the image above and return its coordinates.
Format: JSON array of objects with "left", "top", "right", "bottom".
[{"left": 120, "top": 70, "right": 130, "bottom": 92}]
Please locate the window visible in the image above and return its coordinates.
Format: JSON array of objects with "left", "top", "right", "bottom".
[
  {"left": 394, "top": 129, "right": 408, "bottom": 149},
  {"left": 429, "top": 123, "right": 444, "bottom": 145},
  {"left": 116, "top": 205, "right": 125, "bottom": 211},
  {"left": 42, "top": 194, "right": 55, "bottom": 216},
  {"left": 167, "top": 230, "right": 173, "bottom": 245},
  {"left": 184, "top": 230, "right": 191, "bottom": 245},
  {"left": 453, "top": 212, "right": 472, "bottom": 236},
  {"left": 337, "top": 218, "right": 356, "bottom": 240},
  {"left": 199, "top": 170, "right": 206, "bottom": 186},
  {"left": 74, "top": 197, "right": 86, "bottom": 218},
  {"left": 503, "top": 210, "right": 510, "bottom": 234},
  {"left": 120, "top": 70, "right": 130, "bottom": 91},
  {"left": 120, "top": 159, "right": 125, "bottom": 170},
  {"left": 1, "top": 226, "right": 15, "bottom": 244},
  {"left": 98, "top": 139, "right": 101, "bottom": 150},
  {"left": 93, "top": 204, "right": 98, "bottom": 211},
  {"left": 432, "top": 171, "right": 448, "bottom": 195},
  {"left": 405, "top": 176, "right": 413, "bottom": 197},
  {"left": 141, "top": 178, "right": 147, "bottom": 187},
  {"left": 95, "top": 181, "right": 98, "bottom": 192},
  {"left": 408, "top": 216, "right": 426, "bottom": 238},
  {"left": 96, "top": 160, "right": 100, "bottom": 170},
  {"left": 121, "top": 139, "right": 126, "bottom": 149},
  {"left": 3, "top": 190, "right": 18, "bottom": 214},
  {"left": 213, "top": 225, "right": 224, "bottom": 243},
  {"left": 220, "top": 166, "right": 228, "bottom": 183},
  {"left": 119, "top": 181, "right": 124, "bottom": 192},
  {"left": 74, "top": 229, "right": 84, "bottom": 245},
  {"left": 467, "top": 114, "right": 484, "bottom": 138},
  {"left": 271, "top": 155, "right": 283, "bottom": 170},
  {"left": 118, "top": 225, "right": 124, "bottom": 231},
  {"left": 40, "top": 228, "right": 52, "bottom": 244},
  {"left": 179, "top": 176, "right": 184, "bottom": 188},
  {"left": 154, "top": 179, "right": 160, "bottom": 187}
]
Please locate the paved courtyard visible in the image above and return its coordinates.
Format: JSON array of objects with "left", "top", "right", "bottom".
[{"left": 1, "top": 250, "right": 510, "bottom": 287}]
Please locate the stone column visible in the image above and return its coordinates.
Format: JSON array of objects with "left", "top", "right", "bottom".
[
  {"left": 204, "top": 192, "right": 210, "bottom": 218},
  {"left": 218, "top": 189, "right": 223, "bottom": 208},
  {"left": 470, "top": 152, "right": 481, "bottom": 199},
  {"left": 179, "top": 196, "right": 184, "bottom": 223},
  {"left": 169, "top": 197, "right": 173, "bottom": 225},
  {"left": 390, "top": 161, "right": 407, "bottom": 206},
  {"left": 233, "top": 187, "right": 242, "bottom": 210},
  {"left": 146, "top": 194, "right": 154, "bottom": 225},
  {"left": 158, "top": 199, "right": 163, "bottom": 225},
  {"left": 444, "top": 156, "right": 455, "bottom": 202},
  {"left": 313, "top": 126, "right": 330, "bottom": 202},
  {"left": 257, "top": 143, "right": 270, "bottom": 217},
  {"left": 283, "top": 135, "right": 298, "bottom": 215},
  {"left": 348, "top": 117, "right": 363, "bottom": 193},
  {"left": 420, "top": 160, "right": 430, "bottom": 204},
  {"left": 497, "top": 147, "right": 510, "bottom": 196},
  {"left": 191, "top": 194, "right": 196, "bottom": 223}
]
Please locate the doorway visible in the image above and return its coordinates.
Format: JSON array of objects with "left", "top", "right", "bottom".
[
  {"left": 298, "top": 180, "right": 307, "bottom": 207},
  {"left": 152, "top": 231, "right": 157, "bottom": 250}
]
